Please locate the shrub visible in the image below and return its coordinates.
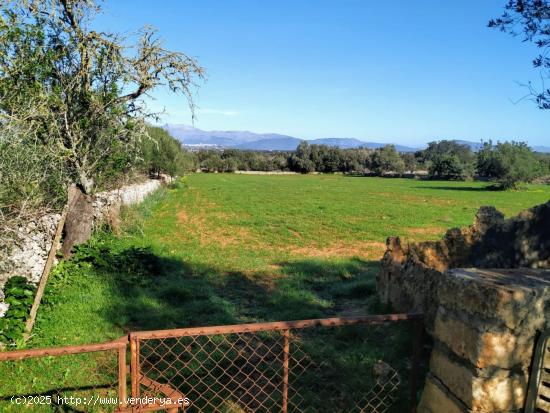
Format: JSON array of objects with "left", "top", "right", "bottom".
[
  {"left": 141, "top": 126, "right": 196, "bottom": 177},
  {"left": 0, "top": 276, "right": 36, "bottom": 346},
  {"left": 424, "top": 140, "right": 475, "bottom": 180},
  {"left": 477, "top": 141, "right": 543, "bottom": 189},
  {"left": 428, "top": 154, "right": 467, "bottom": 180},
  {"left": 370, "top": 145, "right": 405, "bottom": 174}
]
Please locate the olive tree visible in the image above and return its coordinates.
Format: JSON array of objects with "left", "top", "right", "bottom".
[
  {"left": 370, "top": 145, "right": 405, "bottom": 175},
  {"left": 0, "top": 0, "right": 204, "bottom": 194},
  {"left": 489, "top": 1, "right": 550, "bottom": 109},
  {"left": 477, "top": 141, "right": 543, "bottom": 188}
]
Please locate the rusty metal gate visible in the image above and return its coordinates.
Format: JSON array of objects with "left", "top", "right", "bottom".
[{"left": 0, "top": 313, "right": 422, "bottom": 413}]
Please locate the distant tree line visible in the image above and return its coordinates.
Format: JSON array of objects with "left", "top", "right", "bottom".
[{"left": 194, "top": 140, "right": 550, "bottom": 189}]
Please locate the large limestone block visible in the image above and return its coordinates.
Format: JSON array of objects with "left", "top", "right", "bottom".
[
  {"left": 430, "top": 348, "right": 528, "bottom": 412},
  {"left": 439, "top": 269, "right": 550, "bottom": 331},
  {"left": 434, "top": 311, "right": 534, "bottom": 369},
  {"left": 418, "top": 375, "right": 468, "bottom": 413}
]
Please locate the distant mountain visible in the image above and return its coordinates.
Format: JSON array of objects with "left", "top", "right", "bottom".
[
  {"left": 453, "top": 140, "right": 485, "bottom": 151},
  {"left": 235, "top": 137, "right": 304, "bottom": 151},
  {"left": 359, "top": 142, "right": 419, "bottom": 152},
  {"left": 164, "top": 124, "right": 298, "bottom": 148},
  {"left": 163, "top": 124, "right": 423, "bottom": 152},
  {"left": 451, "top": 140, "right": 550, "bottom": 153},
  {"left": 310, "top": 137, "right": 367, "bottom": 148}
]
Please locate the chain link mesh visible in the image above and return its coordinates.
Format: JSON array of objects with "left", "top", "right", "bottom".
[
  {"left": 0, "top": 316, "right": 419, "bottom": 412},
  {"left": 136, "top": 324, "right": 409, "bottom": 413},
  {"left": 0, "top": 348, "right": 120, "bottom": 412}
]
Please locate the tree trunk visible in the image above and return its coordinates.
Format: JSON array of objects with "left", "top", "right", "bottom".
[
  {"left": 60, "top": 185, "right": 94, "bottom": 258},
  {"left": 78, "top": 171, "right": 94, "bottom": 195}
]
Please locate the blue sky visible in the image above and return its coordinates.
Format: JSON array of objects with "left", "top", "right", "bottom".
[{"left": 95, "top": 1, "right": 549, "bottom": 147}]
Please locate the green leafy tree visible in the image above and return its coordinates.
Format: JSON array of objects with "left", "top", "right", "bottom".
[
  {"left": 0, "top": 0, "right": 204, "bottom": 194},
  {"left": 477, "top": 141, "right": 543, "bottom": 188},
  {"left": 141, "top": 126, "right": 196, "bottom": 177},
  {"left": 289, "top": 141, "right": 316, "bottom": 173},
  {"left": 402, "top": 152, "right": 417, "bottom": 172},
  {"left": 428, "top": 154, "right": 466, "bottom": 180},
  {"left": 370, "top": 145, "right": 405, "bottom": 174},
  {"left": 423, "top": 140, "right": 475, "bottom": 179},
  {"left": 489, "top": 1, "right": 550, "bottom": 109}
]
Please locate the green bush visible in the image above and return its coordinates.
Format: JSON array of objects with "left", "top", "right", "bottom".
[
  {"left": 0, "top": 137, "right": 67, "bottom": 217},
  {"left": 477, "top": 141, "right": 543, "bottom": 189},
  {"left": 0, "top": 276, "right": 36, "bottom": 346},
  {"left": 370, "top": 145, "right": 405, "bottom": 174},
  {"left": 140, "top": 126, "right": 197, "bottom": 177},
  {"left": 424, "top": 140, "right": 475, "bottom": 180},
  {"left": 428, "top": 154, "right": 468, "bottom": 180}
]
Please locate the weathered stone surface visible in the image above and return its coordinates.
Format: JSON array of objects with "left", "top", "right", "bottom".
[
  {"left": 0, "top": 213, "right": 61, "bottom": 288},
  {"left": 377, "top": 201, "right": 550, "bottom": 413},
  {"left": 378, "top": 260, "right": 550, "bottom": 337},
  {"left": 377, "top": 200, "right": 550, "bottom": 322},
  {"left": 0, "top": 178, "right": 164, "bottom": 315},
  {"left": 440, "top": 268, "right": 550, "bottom": 331},
  {"left": 418, "top": 375, "right": 468, "bottom": 413},
  {"left": 430, "top": 348, "right": 528, "bottom": 412},
  {"left": 377, "top": 237, "right": 446, "bottom": 330},
  {"left": 434, "top": 310, "right": 534, "bottom": 369}
]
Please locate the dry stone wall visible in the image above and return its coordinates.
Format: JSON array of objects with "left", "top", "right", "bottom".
[
  {"left": 377, "top": 199, "right": 550, "bottom": 412},
  {"left": 377, "top": 200, "right": 550, "bottom": 329},
  {"left": 419, "top": 268, "right": 550, "bottom": 413},
  {"left": 0, "top": 178, "right": 163, "bottom": 316}
]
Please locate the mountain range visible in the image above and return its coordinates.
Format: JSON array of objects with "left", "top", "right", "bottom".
[
  {"left": 163, "top": 124, "right": 419, "bottom": 152},
  {"left": 163, "top": 124, "right": 550, "bottom": 153}
]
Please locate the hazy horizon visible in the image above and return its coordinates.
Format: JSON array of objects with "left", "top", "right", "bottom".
[{"left": 94, "top": 1, "right": 550, "bottom": 147}]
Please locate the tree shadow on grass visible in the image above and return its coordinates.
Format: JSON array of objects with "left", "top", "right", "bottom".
[
  {"left": 88, "top": 247, "right": 417, "bottom": 412},
  {"left": 17, "top": 245, "right": 421, "bottom": 412},
  {"left": 415, "top": 185, "right": 495, "bottom": 192},
  {"left": 92, "top": 247, "right": 387, "bottom": 332}
]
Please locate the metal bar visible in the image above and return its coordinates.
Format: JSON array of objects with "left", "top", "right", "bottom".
[
  {"left": 117, "top": 403, "right": 183, "bottom": 413},
  {"left": 130, "top": 337, "right": 139, "bottom": 400},
  {"left": 282, "top": 329, "right": 290, "bottom": 413},
  {"left": 410, "top": 317, "right": 423, "bottom": 413},
  {"left": 118, "top": 344, "right": 127, "bottom": 409},
  {"left": 525, "top": 329, "right": 550, "bottom": 413},
  {"left": 130, "top": 313, "right": 423, "bottom": 339},
  {"left": 0, "top": 338, "right": 126, "bottom": 361}
]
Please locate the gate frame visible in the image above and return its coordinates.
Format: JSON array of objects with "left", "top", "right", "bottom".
[
  {"left": 129, "top": 313, "right": 423, "bottom": 413},
  {"left": 0, "top": 313, "right": 423, "bottom": 413}
]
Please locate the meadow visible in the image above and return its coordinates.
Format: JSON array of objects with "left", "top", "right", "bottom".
[
  {"left": 2, "top": 174, "right": 550, "bottom": 412},
  {"left": 29, "top": 174, "right": 550, "bottom": 345}
]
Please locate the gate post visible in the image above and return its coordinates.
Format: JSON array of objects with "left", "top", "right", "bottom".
[
  {"left": 118, "top": 342, "right": 128, "bottom": 409},
  {"left": 282, "top": 329, "right": 290, "bottom": 413},
  {"left": 130, "top": 335, "right": 140, "bottom": 399}
]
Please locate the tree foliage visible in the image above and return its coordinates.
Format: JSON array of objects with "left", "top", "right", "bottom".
[
  {"left": 370, "top": 145, "right": 405, "bottom": 174},
  {"left": 489, "top": 0, "right": 550, "bottom": 109},
  {"left": 423, "top": 140, "right": 475, "bottom": 179},
  {"left": 477, "top": 141, "right": 543, "bottom": 188},
  {"left": 0, "top": 0, "right": 204, "bottom": 194},
  {"left": 141, "top": 126, "right": 196, "bottom": 177}
]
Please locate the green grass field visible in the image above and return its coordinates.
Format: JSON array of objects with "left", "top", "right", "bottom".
[
  {"left": 2, "top": 174, "right": 550, "bottom": 411},
  {"left": 28, "top": 174, "right": 550, "bottom": 346}
]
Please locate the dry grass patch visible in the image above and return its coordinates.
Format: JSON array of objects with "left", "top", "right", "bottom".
[{"left": 289, "top": 241, "right": 386, "bottom": 259}]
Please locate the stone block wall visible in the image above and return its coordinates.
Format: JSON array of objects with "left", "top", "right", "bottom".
[
  {"left": 377, "top": 199, "right": 550, "bottom": 412},
  {"left": 377, "top": 200, "right": 550, "bottom": 330},
  {"left": 0, "top": 178, "right": 164, "bottom": 315},
  {"left": 418, "top": 268, "right": 550, "bottom": 413}
]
